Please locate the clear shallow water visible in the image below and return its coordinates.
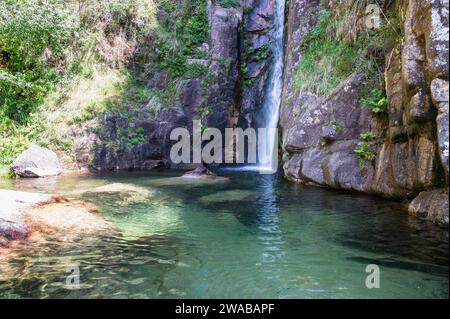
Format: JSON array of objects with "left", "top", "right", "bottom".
[{"left": 0, "top": 171, "right": 448, "bottom": 299}]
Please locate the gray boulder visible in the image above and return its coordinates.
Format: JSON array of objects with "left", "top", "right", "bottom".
[
  {"left": 11, "top": 145, "right": 62, "bottom": 178},
  {"left": 409, "top": 189, "right": 449, "bottom": 226}
]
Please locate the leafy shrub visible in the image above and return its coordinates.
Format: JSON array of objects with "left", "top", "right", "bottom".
[
  {"left": 128, "top": 127, "right": 146, "bottom": 146},
  {"left": 360, "top": 89, "right": 388, "bottom": 114},
  {"left": 360, "top": 132, "right": 377, "bottom": 142},
  {"left": 0, "top": 0, "right": 75, "bottom": 123},
  {"left": 354, "top": 143, "right": 375, "bottom": 169}
]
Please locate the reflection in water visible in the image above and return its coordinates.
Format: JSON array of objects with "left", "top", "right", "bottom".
[
  {"left": 0, "top": 170, "right": 448, "bottom": 299},
  {"left": 255, "top": 175, "right": 286, "bottom": 282}
]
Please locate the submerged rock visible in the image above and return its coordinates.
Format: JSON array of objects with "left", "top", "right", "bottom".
[
  {"left": 182, "top": 165, "right": 217, "bottom": 180},
  {"left": 83, "top": 183, "right": 154, "bottom": 206},
  {"left": 25, "top": 198, "right": 110, "bottom": 234},
  {"left": 198, "top": 190, "right": 257, "bottom": 204},
  {"left": 11, "top": 145, "right": 62, "bottom": 178}
]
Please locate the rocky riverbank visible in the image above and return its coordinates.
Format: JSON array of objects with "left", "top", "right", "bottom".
[
  {"left": 0, "top": 189, "right": 111, "bottom": 247},
  {"left": 280, "top": 0, "right": 449, "bottom": 226}
]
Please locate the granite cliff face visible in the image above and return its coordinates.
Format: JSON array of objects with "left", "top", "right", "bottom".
[
  {"left": 79, "top": 0, "right": 276, "bottom": 171},
  {"left": 280, "top": 0, "right": 449, "bottom": 225}
]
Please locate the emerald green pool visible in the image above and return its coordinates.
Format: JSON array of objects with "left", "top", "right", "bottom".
[{"left": 0, "top": 171, "right": 448, "bottom": 299}]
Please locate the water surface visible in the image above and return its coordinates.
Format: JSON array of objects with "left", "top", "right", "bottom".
[{"left": 0, "top": 171, "right": 448, "bottom": 299}]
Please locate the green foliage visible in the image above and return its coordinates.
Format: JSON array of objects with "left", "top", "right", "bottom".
[
  {"left": 185, "top": 63, "right": 208, "bottom": 78},
  {"left": 360, "top": 132, "right": 377, "bottom": 142},
  {"left": 254, "top": 45, "right": 271, "bottom": 62},
  {"left": 354, "top": 143, "right": 375, "bottom": 169},
  {"left": 218, "top": 0, "right": 240, "bottom": 8},
  {"left": 127, "top": 127, "right": 146, "bottom": 146},
  {"left": 294, "top": 8, "right": 399, "bottom": 101},
  {"left": 240, "top": 63, "right": 249, "bottom": 75},
  {"left": 156, "top": 0, "right": 209, "bottom": 79},
  {"left": 0, "top": 0, "right": 75, "bottom": 123},
  {"left": 243, "top": 78, "right": 256, "bottom": 87},
  {"left": 0, "top": 115, "right": 44, "bottom": 165},
  {"left": 360, "top": 89, "right": 388, "bottom": 114},
  {"left": 183, "top": 11, "right": 209, "bottom": 54},
  {"left": 295, "top": 10, "right": 358, "bottom": 95},
  {"left": 0, "top": 0, "right": 157, "bottom": 127}
]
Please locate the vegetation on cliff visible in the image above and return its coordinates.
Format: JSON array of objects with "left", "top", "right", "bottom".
[
  {"left": 0, "top": 0, "right": 210, "bottom": 172},
  {"left": 294, "top": 5, "right": 403, "bottom": 113}
]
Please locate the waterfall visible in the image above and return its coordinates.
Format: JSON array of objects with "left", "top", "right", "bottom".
[
  {"left": 258, "top": 0, "right": 286, "bottom": 173},
  {"left": 222, "top": 0, "right": 285, "bottom": 174}
]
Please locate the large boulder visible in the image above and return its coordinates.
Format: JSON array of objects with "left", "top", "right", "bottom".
[
  {"left": 409, "top": 189, "right": 449, "bottom": 226},
  {"left": 11, "top": 145, "right": 62, "bottom": 178}
]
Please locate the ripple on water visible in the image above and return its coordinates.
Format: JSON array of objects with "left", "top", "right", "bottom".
[{"left": 0, "top": 171, "right": 448, "bottom": 299}]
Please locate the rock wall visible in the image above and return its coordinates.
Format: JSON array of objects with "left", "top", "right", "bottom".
[
  {"left": 79, "top": 0, "right": 278, "bottom": 170},
  {"left": 280, "top": 0, "right": 449, "bottom": 225},
  {"left": 73, "top": 1, "right": 244, "bottom": 171},
  {"left": 239, "top": 0, "right": 277, "bottom": 129}
]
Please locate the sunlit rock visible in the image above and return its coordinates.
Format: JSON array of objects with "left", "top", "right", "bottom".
[
  {"left": 11, "top": 145, "right": 62, "bottom": 178},
  {"left": 83, "top": 183, "right": 154, "bottom": 206}
]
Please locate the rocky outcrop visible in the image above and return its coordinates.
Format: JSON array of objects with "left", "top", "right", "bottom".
[
  {"left": 280, "top": 0, "right": 449, "bottom": 225},
  {"left": 205, "top": 2, "right": 242, "bottom": 130},
  {"left": 88, "top": 108, "right": 190, "bottom": 171},
  {"left": 431, "top": 78, "right": 449, "bottom": 179},
  {"left": 11, "top": 145, "right": 62, "bottom": 178},
  {"left": 72, "top": 1, "right": 245, "bottom": 171},
  {"left": 240, "top": 0, "right": 277, "bottom": 129},
  {"left": 409, "top": 188, "right": 449, "bottom": 226},
  {"left": 282, "top": 75, "right": 375, "bottom": 192},
  {"left": 0, "top": 190, "right": 109, "bottom": 243},
  {"left": 0, "top": 190, "right": 52, "bottom": 240}
]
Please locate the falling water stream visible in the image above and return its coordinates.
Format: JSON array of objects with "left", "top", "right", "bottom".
[{"left": 258, "top": 0, "right": 286, "bottom": 173}]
